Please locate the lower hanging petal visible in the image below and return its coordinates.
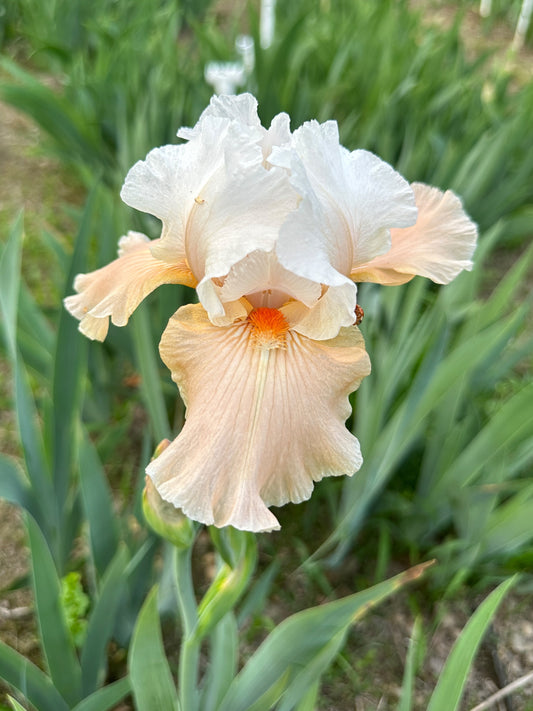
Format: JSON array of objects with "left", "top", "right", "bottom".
[
  {"left": 64, "top": 232, "right": 196, "bottom": 340},
  {"left": 350, "top": 183, "right": 478, "bottom": 285},
  {"left": 147, "top": 303, "right": 371, "bottom": 532}
]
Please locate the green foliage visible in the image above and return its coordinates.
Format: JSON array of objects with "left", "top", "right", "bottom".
[
  {"left": 0, "top": 639, "right": 70, "bottom": 711},
  {"left": 128, "top": 587, "right": 180, "bottom": 711},
  {"left": 195, "top": 529, "right": 257, "bottom": 642},
  {"left": 217, "top": 562, "right": 433, "bottom": 711},
  {"left": 0, "top": 205, "right": 149, "bottom": 709},
  {"left": 397, "top": 577, "right": 517, "bottom": 710},
  {"left": 27, "top": 515, "right": 82, "bottom": 705},
  {"left": 427, "top": 577, "right": 515, "bottom": 710},
  {"left": 7, "top": 697, "right": 26, "bottom": 711},
  {"left": 1, "top": 0, "right": 217, "bottom": 188},
  {"left": 324, "top": 229, "right": 533, "bottom": 582},
  {"left": 78, "top": 433, "right": 120, "bottom": 577}
]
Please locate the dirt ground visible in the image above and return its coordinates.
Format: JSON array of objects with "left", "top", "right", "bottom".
[{"left": 1, "top": 4, "right": 533, "bottom": 709}]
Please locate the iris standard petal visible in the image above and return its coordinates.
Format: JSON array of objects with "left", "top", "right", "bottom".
[
  {"left": 350, "top": 183, "right": 478, "bottom": 285},
  {"left": 179, "top": 93, "right": 291, "bottom": 162},
  {"left": 272, "top": 120, "right": 417, "bottom": 279},
  {"left": 63, "top": 232, "right": 195, "bottom": 341},
  {"left": 121, "top": 105, "right": 297, "bottom": 320},
  {"left": 120, "top": 123, "right": 226, "bottom": 263},
  {"left": 147, "top": 303, "right": 370, "bottom": 532},
  {"left": 177, "top": 93, "right": 264, "bottom": 142},
  {"left": 219, "top": 249, "right": 321, "bottom": 310},
  {"left": 281, "top": 282, "right": 358, "bottom": 341},
  {"left": 191, "top": 162, "right": 298, "bottom": 320}
]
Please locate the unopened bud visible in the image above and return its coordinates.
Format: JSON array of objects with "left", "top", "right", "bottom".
[{"left": 142, "top": 445, "right": 196, "bottom": 549}]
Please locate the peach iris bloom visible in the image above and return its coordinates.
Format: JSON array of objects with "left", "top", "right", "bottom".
[{"left": 65, "top": 94, "right": 477, "bottom": 532}]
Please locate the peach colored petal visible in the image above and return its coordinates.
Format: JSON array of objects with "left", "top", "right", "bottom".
[
  {"left": 64, "top": 232, "right": 196, "bottom": 341},
  {"left": 350, "top": 183, "right": 478, "bottom": 285},
  {"left": 147, "top": 303, "right": 370, "bottom": 532}
]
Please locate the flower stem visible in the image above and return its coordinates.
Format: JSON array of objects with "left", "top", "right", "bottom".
[
  {"left": 179, "top": 637, "right": 201, "bottom": 711},
  {"left": 174, "top": 546, "right": 200, "bottom": 711}
]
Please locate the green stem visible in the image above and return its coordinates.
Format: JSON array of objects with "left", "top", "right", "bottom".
[
  {"left": 174, "top": 546, "right": 200, "bottom": 711},
  {"left": 179, "top": 638, "right": 201, "bottom": 711}
]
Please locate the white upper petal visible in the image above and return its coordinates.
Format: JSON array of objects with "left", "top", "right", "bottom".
[
  {"left": 178, "top": 93, "right": 292, "bottom": 160},
  {"left": 281, "top": 281, "right": 358, "bottom": 341},
  {"left": 191, "top": 162, "right": 298, "bottom": 318},
  {"left": 177, "top": 93, "right": 264, "bottom": 142},
  {"left": 120, "top": 97, "right": 298, "bottom": 322},
  {"left": 120, "top": 115, "right": 233, "bottom": 262},
  {"left": 271, "top": 119, "right": 417, "bottom": 280},
  {"left": 219, "top": 249, "right": 321, "bottom": 310}
]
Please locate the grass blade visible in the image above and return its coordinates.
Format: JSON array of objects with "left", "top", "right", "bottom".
[
  {"left": 78, "top": 431, "right": 120, "bottom": 577},
  {"left": 7, "top": 696, "right": 27, "bottom": 711},
  {"left": 80, "top": 546, "right": 129, "bottom": 696},
  {"left": 427, "top": 577, "right": 516, "bottom": 711},
  {"left": 131, "top": 304, "right": 171, "bottom": 442},
  {"left": 52, "top": 190, "right": 95, "bottom": 517},
  {"left": 398, "top": 617, "right": 423, "bottom": 711},
  {"left": 14, "top": 360, "right": 56, "bottom": 541},
  {"left": 0, "top": 212, "right": 23, "bottom": 360},
  {"left": 0, "top": 455, "right": 37, "bottom": 519},
  {"left": 128, "top": 586, "right": 179, "bottom": 711},
  {"left": 218, "top": 562, "right": 433, "bottom": 711},
  {"left": 26, "top": 514, "right": 82, "bottom": 706},
  {"left": 71, "top": 677, "right": 131, "bottom": 711},
  {"left": 0, "top": 640, "right": 69, "bottom": 711},
  {"left": 201, "top": 613, "right": 238, "bottom": 711}
]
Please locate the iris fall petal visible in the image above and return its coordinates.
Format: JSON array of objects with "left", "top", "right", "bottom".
[
  {"left": 63, "top": 232, "right": 195, "bottom": 341},
  {"left": 147, "top": 303, "right": 370, "bottom": 532}
]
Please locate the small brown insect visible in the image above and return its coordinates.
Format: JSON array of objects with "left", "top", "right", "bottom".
[
  {"left": 354, "top": 304, "right": 364, "bottom": 326},
  {"left": 123, "top": 373, "right": 142, "bottom": 388}
]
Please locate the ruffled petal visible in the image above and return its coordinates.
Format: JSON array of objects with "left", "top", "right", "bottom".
[
  {"left": 281, "top": 281, "right": 358, "bottom": 340},
  {"left": 219, "top": 249, "right": 321, "bottom": 311},
  {"left": 147, "top": 303, "right": 370, "bottom": 532},
  {"left": 120, "top": 131, "right": 223, "bottom": 263},
  {"left": 262, "top": 112, "right": 291, "bottom": 161},
  {"left": 121, "top": 107, "right": 298, "bottom": 316},
  {"left": 350, "top": 183, "right": 478, "bottom": 285},
  {"left": 64, "top": 232, "right": 195, "bottom": 341},
  {"left": 179, "top": 94, "right": 291, "bottom": 161},
  {"left": 177, "top": 93, "right": 264, "bottom": 142},
  {"left": 271, "top": 120, "right": 417, "bottom": 278},
  {"left": 191, "top": 162, "right": 298, "bottom": 319}
]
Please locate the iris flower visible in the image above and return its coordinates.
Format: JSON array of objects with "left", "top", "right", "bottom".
[{"left": 65, "top": 94, "right": 477, "bottom": 532}]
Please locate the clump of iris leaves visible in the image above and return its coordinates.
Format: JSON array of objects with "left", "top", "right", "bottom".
[{"left": 1, "top": 1, "right": 533, "bottom": 710}]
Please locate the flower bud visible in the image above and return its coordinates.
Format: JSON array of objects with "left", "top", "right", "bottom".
[{"left": 142, "top": 443, "right": 196, "bottom": 549}]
